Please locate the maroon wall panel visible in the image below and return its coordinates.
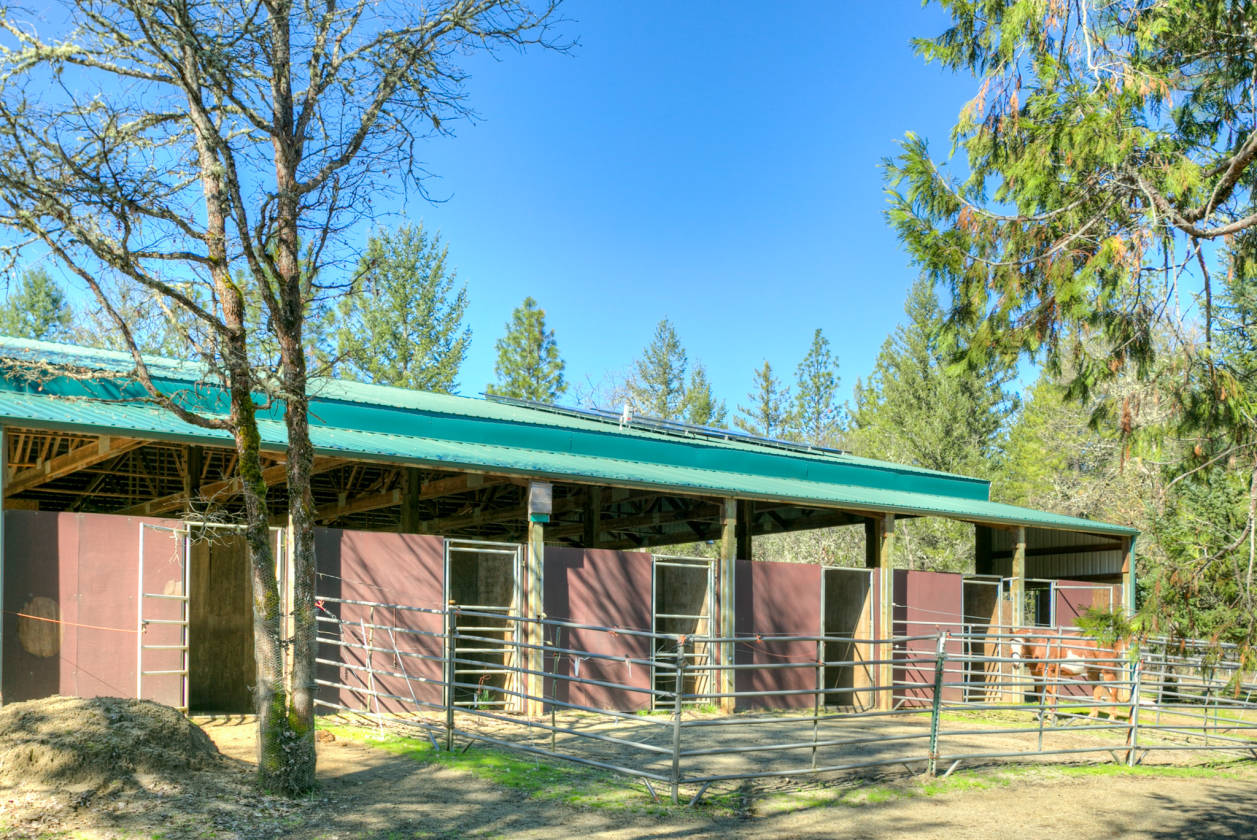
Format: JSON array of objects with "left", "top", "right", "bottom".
[
  {"left": 892, "top": 570, "right": 965, "bottom": 706},
  {"left": 3, "top": 511, "right": 184, "bottom": 705},
  {"left": 735, "top": 560, "right": 821, "bottom": 710},
  {"left": 1054, "top": 580, "right": 1120, "bottom": 627},
  {"left": 544, "top": 547, "right": 653, "bottom": 711},
  {"left": 314, "top": 528, "right": 446, "bottom": 715}
]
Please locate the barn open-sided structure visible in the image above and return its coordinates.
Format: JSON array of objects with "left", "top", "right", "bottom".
[{"left": 0, "top": 337, "right": 1137, "bottom": 716}]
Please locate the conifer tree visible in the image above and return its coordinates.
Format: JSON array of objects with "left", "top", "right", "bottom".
[
  {"left": 736, "top": 361, "right": 793, "bottom": 438},
  {"left": 792, "top": 328, "right": 842, "bottom": 446},
  {"left": 627, "top": 319, "right": 689, "bottom": 419},
  {"left": 487, "top": 297, "right": 567, "bottom": 403},
  {"left": 850, "top": 278, "right": 1016, "bottom": 477},
  {"left": 683, "top": 364, "right": 727, "bottom": 428},
  {"left": 0, "top": 268, "right": 72, "bottom": 342},
  {"left": 334, "top": 224, "right": 470, "bottom": 393}
]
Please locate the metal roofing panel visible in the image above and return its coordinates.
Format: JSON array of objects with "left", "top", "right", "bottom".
[{"left": 0, "top": 387, "right": 1138, "bottom": 537}]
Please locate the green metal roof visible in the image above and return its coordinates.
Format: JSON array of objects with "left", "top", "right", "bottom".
[{"left": 0, "top": 337, "right": 1138, "bottom": 537}]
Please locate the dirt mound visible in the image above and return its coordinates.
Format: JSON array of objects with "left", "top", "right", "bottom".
[{"left": 0, "top": 696, "right": 222, "bottom": 791}]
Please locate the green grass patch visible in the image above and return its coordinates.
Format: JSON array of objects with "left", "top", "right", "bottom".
[{"left": 319, "top": 722, "right": 685, "bottom": 816}]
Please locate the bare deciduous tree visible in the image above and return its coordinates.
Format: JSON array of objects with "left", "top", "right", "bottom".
[{"left": 0, "top": 0, "right": 563, "bottom": 794}]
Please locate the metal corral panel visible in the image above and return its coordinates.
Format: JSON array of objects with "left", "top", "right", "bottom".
[
  {"left": 990, "top": 527, "right": 1127, "bottom": 579},
  {"left": 544, "top": 547, "right": 653, "bottom": 711},
  {"left": 314, "top": 528, "right": 446, "bottom": 713},
  {"left": 734, "top": 559, "right": 822, "bottom": 710},
  {"left": 2, "top": 510, "right": 184, "bottom": 704}
]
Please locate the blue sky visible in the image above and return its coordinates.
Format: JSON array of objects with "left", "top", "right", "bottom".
[{"left": 379, "top": 1, "right": 980, "bottom": 409}]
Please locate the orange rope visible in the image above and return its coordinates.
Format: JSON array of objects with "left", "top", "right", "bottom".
[{"left": 6, "top": 610, "right": 139, "bottom": 634}]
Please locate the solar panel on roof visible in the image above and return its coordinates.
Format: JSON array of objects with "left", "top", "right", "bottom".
[{"left": 483, "top": 392, "right": 849, "bottom": 459}]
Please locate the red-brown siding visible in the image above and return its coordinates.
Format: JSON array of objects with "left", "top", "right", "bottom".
[
  {"left": 3, "top": 511, "right": 185, "bottom": 705},
  {"left": 314, "top": 528, "right": 446, "bottom": 715},
  {"left": 544, "top": 547, "right": 653, "bottom": 711},
  {"left": 892, "top": 570, "right": 965, "bottom": 705},
  {"left": 735, "top": 560, "right": 821, "bottom": 710}
]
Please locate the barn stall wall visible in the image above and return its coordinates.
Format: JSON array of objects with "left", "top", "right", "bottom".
[
  {"left": 314, "top": 527, "right": 445, "bottom": 715},
  {"left": 1054, "top": 579, "right": 1121, "bottom": 627},
  {"left": 2, "top": 510, "right": 186, "bottom": 706},
  {"left": 735, "top": 559, "right": 821, "bottom": 710},
  {"left": 892, "top": 569, "right": 965, "bottom": 706},
  {"left": 544, "top": 547, "right": 653, "bottom": 711}
]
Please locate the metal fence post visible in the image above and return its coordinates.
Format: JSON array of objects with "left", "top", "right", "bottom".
[
  {"left": 445, "top": 604, "right": 457, "bottom": 752},
  {"left": 927, "top": 630, "right": 948, "bottom": 776},
  {"left": 670, "top": 634, "right": 687, "bottom": 805},
  {"left": 812, "top": 638, "right": 823, "bottom": 769},
  {"left": 1126, "top": 658, "right": 1142, "bottom": 767}
]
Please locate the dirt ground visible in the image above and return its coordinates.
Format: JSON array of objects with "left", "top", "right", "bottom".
[{"left": 3, "top": 703, "right": 1257, "bottom": 839}]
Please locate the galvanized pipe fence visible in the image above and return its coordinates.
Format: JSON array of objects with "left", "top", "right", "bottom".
[{"left": 311, "top": 598, "right": 1257, "bottom": 805}]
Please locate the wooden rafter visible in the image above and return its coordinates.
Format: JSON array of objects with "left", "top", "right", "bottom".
[
  {"left": 5, "top": 436, "right": 145, "bottom": 496},
  {"left": 315, "top": 473, "right": 522, "bottom": 523},
  {"left": 120, "top": 455, "right": 345, "bottom": 516}
]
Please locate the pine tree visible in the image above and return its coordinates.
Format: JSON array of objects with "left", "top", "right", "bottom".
[
  {"left": 486, "top": 297, "right": 567, "bottom": 403},
  {"left": 333, "top": 224, "right": 470, "bottom": 393},
  {"left": 683, "top": 364, "right": 727, "bottom": 428},
  {"left": 792, "top": 328, "right": 842, "bottom": 446},
  {"left": 627, "top": 319, "right": 689, "bottom": 420},
  {"left": 0, "top": 268, "right": 72, "bottom": 341},
  {"left": 850, "top": 279, "right": 1018, "bottom": 571},
  {"left": 850, "top": 278, "right": 1016, "bottom": 477},
  {"left": 735, "top": 361, "right": 792, "bottom": 438}
]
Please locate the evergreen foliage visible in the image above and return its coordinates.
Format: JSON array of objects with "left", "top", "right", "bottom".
[
  {"left": 333, "top": 225, "right": 470, "bottom": 394},
  {"left": 850, "top": 278, "right": 1017, "bottom": 477},
  {"left": 891, "top": 0, "right": 1257, "bottom": 646},
  {"left": 0, "top": 269, "right": 72, "bottom": 342},
  {"left": 735, "top": 361, "right": 793, "bottom": 438},
  {"left": 683, "top": 364, "right": 727, "bottom": 428},
  {"left": 487, "top": 297, "right": 567, "bottom": 403},
  {"left": 792, "top": 328, "right": 843, "bottom": 446}
]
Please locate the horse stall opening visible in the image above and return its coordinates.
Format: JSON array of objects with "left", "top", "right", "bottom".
[
  {"left": 735, "top": 559, "right": 821, "bottom": 710},
  {"left": 314, "top": 528, "right": 446, "bottom": 718},
  {"left": 651, "top": 555, "right": 714, "bottom": 704},
  {"left": 962, "top": 575, "right": 1002, "bottom": 702},
  {"left": 444, "top": 539, "right": 522, "bottom": 710},
  {"left": 822, "top": 567, "right": 875, "bottom": 709},
  {"left": 186, "top": 527, "right": 267, "bottom": 714},
  {"left": 543, "top": 547, "right": 653, "bottom": 711}
]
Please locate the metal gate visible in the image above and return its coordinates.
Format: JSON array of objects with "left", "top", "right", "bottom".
[
  {"left": 651, "top": 554, "right": 716, "bottom": 707},
  {"left": 137, "top": 522, "right": 191, "bottom": 710},
  {"left": 443, "top": 538, "right": 524, "bottom": 712}
]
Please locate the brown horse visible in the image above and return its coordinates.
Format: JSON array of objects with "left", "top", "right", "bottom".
[{"left": 1012, "top": 632, "right": 1129, "bottom": 721}]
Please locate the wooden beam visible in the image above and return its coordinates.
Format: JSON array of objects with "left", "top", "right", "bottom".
[
  {"left": 546, "top": 501, "right": 719, "bottom": 540},
  {"left": 6, "top": 436, "right": 145, "bottom": 496},
  {"left": 318, "top": 472, "right": 519, "bottom": 523},
  {"left": 122, "top": 456, "right": 342, "bottom": 517},
  {"left": 990, "top": 541, "right": 1124, "bottom": 560},
  {"left": 876, "top": 512, "right": 895, "bottom": 711},
  {"left": 735, "top": 499, "right": 753, "bottom": 563},
  {"left": 400, "top": 468, "right": 421, "bottom": 532},
  {"left": 582, "top": 486, "right": 602, "bottom": 548},
  {"left": 1010, "top": 526, "right": 1027, "bottom": 629},
  {"left": 718, "top": 498, "right": 738, "bottom": 714},
  {"left": 974, "top": 525, "right": 994, "bottom": 575}
]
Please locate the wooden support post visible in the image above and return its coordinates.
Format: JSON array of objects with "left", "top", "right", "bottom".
[
  {"left": 974, "top": 525, "right": 994, "bottom": 575},
  {"left": 1122, "top": 536, "right": 1136, "bottom": 615},
  {"left": 526, "top": 515, "right": 545, "bottom": 717},
  {"left": 1010, "top": 526, "right": 1027, "bottom": 630},
  {"left": 582, "top": 486, "right": 602, "bottom": 548},
  {"left": 877, "top": 513, "right": 895, "bottom": 711},
  {"left": 735, "top": 499, "right": 753, "bottom": 563},
  {"left": 182, "top": 446, "right": 203, "bottom": 514},
  {"left": 718, "top": 498, "right": 737, "bottom": 714},
  {"left": 526, "top": 481, "right": 550, "bottom": 717},
  {"left": 400, "top": 468, "right": 420, "bottom": 533},
  {"left": 864, "top": 518, "right": 878, "bottom": 569}
]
